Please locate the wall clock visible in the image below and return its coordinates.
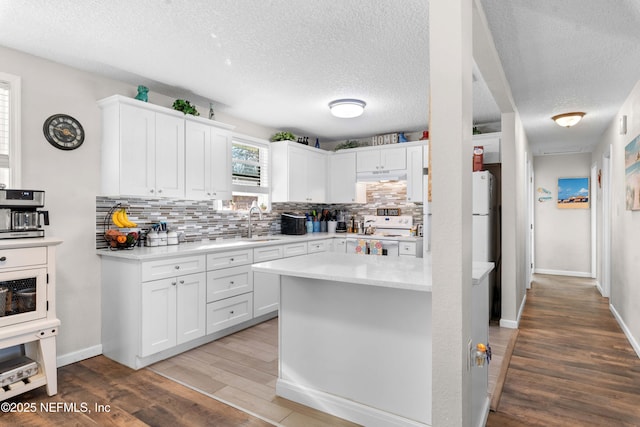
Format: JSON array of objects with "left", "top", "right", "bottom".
[{"left": 43, "top": 114, "right": 84, "bottom": 150}]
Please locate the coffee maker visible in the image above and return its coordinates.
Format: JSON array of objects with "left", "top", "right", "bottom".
[{"left": 0, "top": 189, "right": 49, "bottom": 239}]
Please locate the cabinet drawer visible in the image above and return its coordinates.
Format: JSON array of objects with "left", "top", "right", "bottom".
[
  {"left": 142, "top": 255, "right": 205, "bottom": 282},
  {"left": 206, "top": 293, "right": 253, "bottom": 334},
  {"left": 332, "top": 239, "right": 347, "bottom": 253},
  {"left": 399, "top": 242, "right": 417, "bottom": 256},
  {"left": 282, "top": 242, "right": 307, "bottom": 257},
  {"left": 0, "top": 247, "right": 47, "bottom": 270},
  {"left": 207, "top": 265, "right": 253, "bottom": 302},
  {"left": 207, "top": 249, "right": 253, "bottom": 270},
  {"left": 253, "top": 245, "right": 284, "bottom": 263},
  {"left": 307, "top": 239, "right": 330, "bottom": 254}
]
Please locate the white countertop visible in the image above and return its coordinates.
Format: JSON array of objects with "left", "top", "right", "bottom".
[
  {"left": 0, "top": 237, "right": 63, "bottom": 249},
  {"left": 252, "top": 252, "right": 494, "bottom": 293},
  {"left": 96, "top": 232, "right": 423, "bottom": 261}
]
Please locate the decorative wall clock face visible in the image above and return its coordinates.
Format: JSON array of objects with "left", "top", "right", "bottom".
[{"left": 43, "top": 114, "right": 84, "bottom": 150}]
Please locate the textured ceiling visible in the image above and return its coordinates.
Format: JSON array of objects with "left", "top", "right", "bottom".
[
  {"left": 481, "top": 0, "right": 640, "bottom": 155},
  {"left": 0, "top": 1, "right": 637, "bottom": 155}
]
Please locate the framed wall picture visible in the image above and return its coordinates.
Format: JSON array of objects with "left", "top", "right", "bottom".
[
  {"left": 557, "top": 177, "right": 589, "bottom": 209},
  {"left": 625, "top": 134, "right": 640, "bottom": 210}
]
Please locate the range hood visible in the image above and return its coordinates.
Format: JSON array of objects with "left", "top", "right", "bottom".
[{"left": 356, "top": 169, "right": 407, "bottom": 182}]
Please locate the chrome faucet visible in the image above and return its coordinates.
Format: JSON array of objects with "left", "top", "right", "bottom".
[{"left": 247, "top": 205, "right": 263, "bottom": 238}]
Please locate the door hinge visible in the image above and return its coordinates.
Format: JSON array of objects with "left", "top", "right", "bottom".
[
  {"left": 46, "top": 301, "right": 49, "bottom": 311},
  {"left": 46, "top": 273, "right": 49, "bottom": 284}
]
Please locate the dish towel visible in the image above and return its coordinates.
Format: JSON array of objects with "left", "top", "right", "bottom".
[
  {"left": 355, "top": 239, "right": 367, "bottom": 255},
  {"left": 369, "top": 240, "right": 383, "bottom": 255}
]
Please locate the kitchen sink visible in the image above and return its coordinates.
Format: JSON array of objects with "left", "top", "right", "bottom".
[{"left": 243, "top": 237, "right": 282, "bottom": 242}]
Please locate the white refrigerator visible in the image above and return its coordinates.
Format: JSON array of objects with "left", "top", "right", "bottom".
[{"left": 472, "top": 171, "right": 494, "bottom": 262}]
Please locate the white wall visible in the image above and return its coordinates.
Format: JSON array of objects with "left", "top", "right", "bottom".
[
  {"left": 499, "top": 112, "right": 530, "bottom": 328},
  {"left": 533, "top": 153, "right": 592, "bottom": 276},
  {"left": 0, "top": 45, "right": 276, "bottom": 364},
  {"left": 592, "top": 79, "right": 640, "bottom": 356}
]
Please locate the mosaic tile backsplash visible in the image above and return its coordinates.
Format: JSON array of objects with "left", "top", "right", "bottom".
[{"left": 96, "top": 181, "right": 423, "bottom": 249}]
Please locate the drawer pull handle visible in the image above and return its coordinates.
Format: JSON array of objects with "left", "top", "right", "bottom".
[
  {"left": 0, "top": 257, "right": 6, "bottom": 262},
  {"left": 230, "top": 258, "right": 234, "bottom": 262},
  {"left": 230, "top": 310, "right": 235, "bottom": 314},
  {"left": 175, "top": 265, "right": 180, "bottom": 270},
  {"left": 172, "top": 282, "right": 177, "bottom": 286},
  {"left": 180, "top": 280, "right": 184, "bottom": 284},
  {"left": 230, "top": 281, "right": 234, "bottom": 285}
]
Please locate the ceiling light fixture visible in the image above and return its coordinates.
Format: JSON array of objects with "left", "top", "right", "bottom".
[
  {"left": 551, "top": 112, "right": 585, "bottom": 128},
  {"left": 329, "top": 99, "right": 366, "bottom": 118}
]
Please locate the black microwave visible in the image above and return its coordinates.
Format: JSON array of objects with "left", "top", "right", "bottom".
[{"left": 281, "top": 213, "right": 306, "bottom": 235}]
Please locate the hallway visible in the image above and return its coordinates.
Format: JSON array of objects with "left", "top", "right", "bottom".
[{"left": 487, "top": 274, "right": 640, "bottom": 426}]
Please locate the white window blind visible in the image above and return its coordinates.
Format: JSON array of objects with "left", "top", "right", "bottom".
[{"left": 231, "top": 140, "right": 269, "bottom": 194}]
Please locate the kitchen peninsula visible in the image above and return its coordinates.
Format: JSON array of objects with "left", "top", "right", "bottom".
[{"left": 252, "top": 253, "right": 494, "bottom": 427}]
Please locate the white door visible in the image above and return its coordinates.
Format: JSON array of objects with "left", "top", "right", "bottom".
[
  {"left": 472, "top": 215, "right": 490, "bottom": 262},
  {"left": 356, "top": 150, "right": 380, "bottom": 172},
  {"left": 154, "top": 112, "right": 185, "bottom": 197},
  {"left": 119, "top": 103, "right": 156, "bottom": 196},
  {"left": 288, "top": 146, "right": 309, "bottom": 202},
  {"left": 141, "top": 278, "right": 177, "bottom": 357},
  {"left": 329, "top": 152, "right": 358, "bottom": 203},
  {"left": 381, "top": 146, "right": 407, "bottom": 170},
  {"left": 406, "top": 146, "right": 423, "bottom": 202},
  {"left": 472, "top": 171, "right": 491, "bottom": 215},
  {"left": 176, "top": 272, "right": 206, "bottom": 345},
  {"left": 253, "top": 271, "right": 280, "bottom": 317},
  {"left": 307, "top": 149, "right": 327, "bottom": 203},
  {"left": 210, "top": 127, "right": 232, "bottom": 199},
  {"left": 185, "top": 120, "right": 211, "bottom": 199}
]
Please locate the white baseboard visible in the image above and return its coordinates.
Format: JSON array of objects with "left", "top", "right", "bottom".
[
  {"left": 595, "top": 280, "right": 604, "bottom": 296},
  {"left": 534, "top": 268, "right": 591, "bottom": 278},
  {"left": 499, "top": 293, "right": 526, "bottom": 329},
  {"left": 476, "top": 396, "right": 491, "bottom": 427},
  {"left": 57, "top": 344, "right": 103, "bottom": 368},
  {"left": 609, "top": 304, "right": 640, "bottom": 359},
  {"left": 276, "top": 378, "right": 430, "bottom": 427}
]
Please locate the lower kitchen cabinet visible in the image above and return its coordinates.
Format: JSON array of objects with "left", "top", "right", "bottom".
[
  {"left": 253, "top": 271, "right": 280, "bottom": 318},
  {"left": 141, "top": 272, "right": 206, "bottom": 357},
  {"left": 206, "top": 293, "right": 253, "bottom": 334}
]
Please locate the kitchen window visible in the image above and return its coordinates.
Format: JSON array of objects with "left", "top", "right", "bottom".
[
  {"left": 218, "top": 134, "right": 270, "bottom": 211},
  {"left": 0, "top": 72, "right": 20, "bottom": 188}
]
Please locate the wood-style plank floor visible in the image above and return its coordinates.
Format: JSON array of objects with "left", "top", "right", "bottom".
[
  {"left": 487, "top": 274, "right": 640, "bottom": 427},
  {"left": 0, "top": 354, "right": 271, "bottom": 426}
]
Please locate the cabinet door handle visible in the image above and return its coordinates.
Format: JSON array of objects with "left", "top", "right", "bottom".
[
  {"left": 175, "top": 265, "right": 180, "bottom": 269},
  {"left": 158, "top": 189, "right": 163, "bottom": 194},
  {"left": 172, "top": 282, "right": 177, "bottom": 286},
  {"left": 179, "top": 280, "right": 184, "bottom": 284},
  {"left": 0, "top": 256, "right": 6, "bottom": 262},
  {"left": 230, "top": 281, "right": 235, "bottom": 285},
  {"left": 230, "top": 258, "right": 234, "bottom": 262},
  {"left": 149, "top": 189, "right": 155, "bottom": 193},
  {"left": 229, "top": 310, "right": 235, "bottom": 315}
]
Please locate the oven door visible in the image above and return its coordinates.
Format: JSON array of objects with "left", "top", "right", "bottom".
[
  {"left": 0, "top": 267, "right": 47, "bottom": 328},
  {"left": 346, "top": 238, "right": 400, "bottom": 256}
]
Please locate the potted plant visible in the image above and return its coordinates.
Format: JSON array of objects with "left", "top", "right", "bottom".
[
  {"left": 172, "top": 99, "right": 200, "bottom": 116},
  {"left": 270, "top": 131, "right": 296, "bottom": 142}
]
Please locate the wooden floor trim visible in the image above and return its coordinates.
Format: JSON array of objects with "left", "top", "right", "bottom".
[{"left": 490, "top": 328, "right": 518, "bottom": 411}]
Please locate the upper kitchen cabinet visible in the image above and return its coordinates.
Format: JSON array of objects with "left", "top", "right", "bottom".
[
  {"left": 356, "top": 145, "right": 406, "bottom": 173},
  {"left": 406, "top": 145, "right": 423, "bottom": 203},
  {"left": 185, "top": 116, "right": 235, "bottom": 200},
  {"left": 272, "top": 141, "right": 327, "bottom": 203},
  {"left": 472, "top": 132, "right": 501, "bottom": 164},
  {"left": 328, "top": 151, "right": 365, "bottom": 203},
  {"left": 99, "top": 95, "right": 185, "bottom": 198}
]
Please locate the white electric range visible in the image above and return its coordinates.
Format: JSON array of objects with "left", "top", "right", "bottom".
[{"left": 345, "top": 215, "right": 423, "bottom": 256}]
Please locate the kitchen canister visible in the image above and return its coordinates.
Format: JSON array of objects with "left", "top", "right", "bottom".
[
  {"left": 327, "top": 220, "right": 337, "bottom": 234},
  {"left": 147, "top": 231, "right": 159, "bottom": 247},
  {"left": 306, "top": 221, "right": 313, "bottom": 233},
  {"left": 167, "top": 231, "right": 178, "bottom": 245},
  {"left": 313, "top": 221, "right": 320, "bottom": 232}
]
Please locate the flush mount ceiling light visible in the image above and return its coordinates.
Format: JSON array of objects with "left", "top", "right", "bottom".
[
  {"left": 329, "top": 99, "right": 366, "bottom": 118},
  {"left": 552, "top": 112, "right": 585, "bottom": 128}
]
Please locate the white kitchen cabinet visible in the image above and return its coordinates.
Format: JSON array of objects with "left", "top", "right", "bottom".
[
  {"left": 331, "top": 238, "right": 347, "bottom": 253},
  {"left": 185, "top": 117, "right": 235, "bottom": 200},
  {"left": 307, "top": 239, "right": 332, "bottom": 253},
  {"left": 328, "top": 151, "right": 365, "bottom": 203},
  {"left": 207, "top": 265, "right": 253, "bottom": 302},
  {"left": 253, "top": 245, "right": 284, "bottom": 263},
  {"left": 399, "top": 241, "right": 418, "bottom": 257},
  {"left": 272, "top": 141, "right": 328, "bottom": 203},
  {"left": 206, "top": 293, "right": 253, "bottom": 334},
  {"left": 207, "top": 249, "right": 253, "bottom": 269},
  {"left": 406, "top": 146, "right": 423, "bottom": 203},
  {"left": 283, "top": 242, "right": 308, "bottom": 257},
  {"left": 473, "top": 132, "right": 501, "bottom": 164},
  {"left": 141, "top": 271, "right": 206, "bottom": 357},
  {"left": 99, "top": 95, "right": 185, "bottom": 197},
  {"left": 356, "top": 146, "right": 406, "bottom": 173}
]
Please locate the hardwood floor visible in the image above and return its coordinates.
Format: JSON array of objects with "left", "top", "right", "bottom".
[
  {"left": 0, "top": 354, "right": 271, "bottom": 426},
  {"left": 150, "top": 318, "right": 360, "bottom": 427},
  {"left": 487, "top": 274, "right": 640, "bottom": 427}
]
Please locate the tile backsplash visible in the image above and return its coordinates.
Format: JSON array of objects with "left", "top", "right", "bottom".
[{"left": 96, "top": 181, "right": 422, "bottom": 249}]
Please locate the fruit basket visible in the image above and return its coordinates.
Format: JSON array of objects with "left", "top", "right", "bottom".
[{"left": 103, "top": 204, "right": 140, "bottom": 250}]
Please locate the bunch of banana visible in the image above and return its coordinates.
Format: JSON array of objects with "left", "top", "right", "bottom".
[{"left": 111, "top": 208, "right": 138, "bottom": 228}]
